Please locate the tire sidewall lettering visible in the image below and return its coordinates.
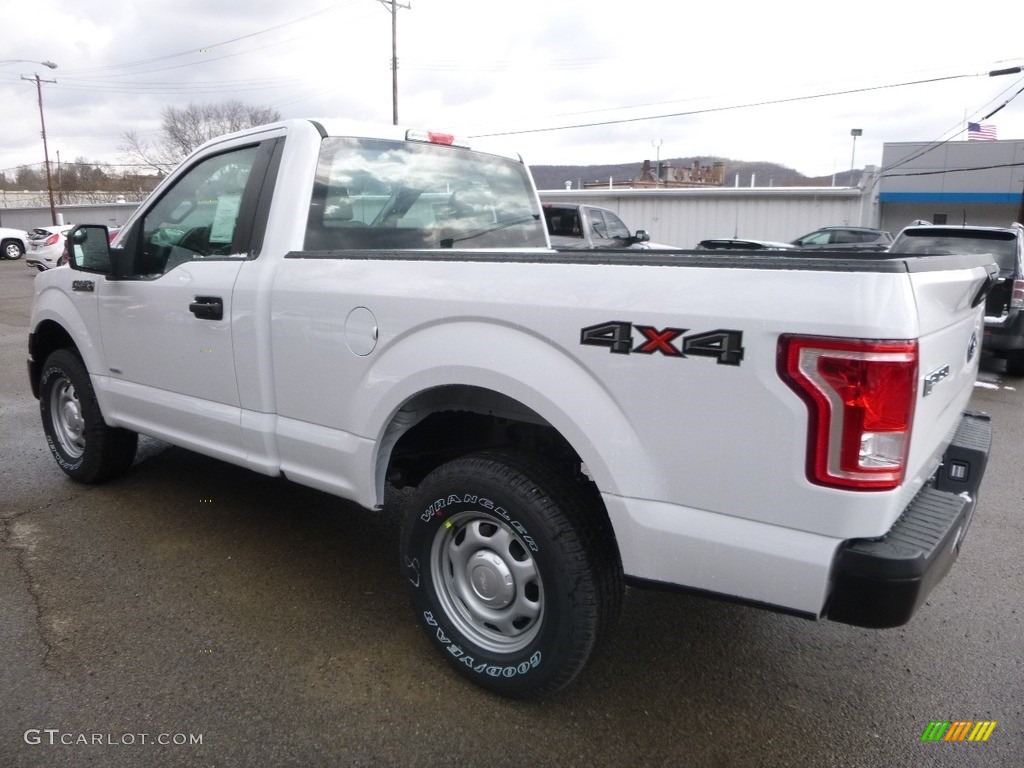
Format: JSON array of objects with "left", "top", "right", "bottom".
[
  {"left": 415, "top": 492, "right": 539, "bottom": 554},
  {"left": 44, "top": 433, "right": 84, "bottom": 471},
  {"left": 423, "top": 608, "right": 543, "bottom": 681}
]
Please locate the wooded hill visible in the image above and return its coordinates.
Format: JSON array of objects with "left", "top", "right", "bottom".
[{"left": 530, "top": 157, "right": 858, "bottom": 190}]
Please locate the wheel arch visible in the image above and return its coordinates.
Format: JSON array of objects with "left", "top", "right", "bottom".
[
  {"left": 29, "top": 319, "right": 81, "bottom": 399},
  {"left": 379, "top": 384, "right": 582, "bottom": 491},
  {"left": 357, "top": 320, "right": 658, "bottom": 509},
  {"left": 29, "top": 288, "right": 105, "bottom": 400}
]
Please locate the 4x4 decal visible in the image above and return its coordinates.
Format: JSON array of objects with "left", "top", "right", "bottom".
[{"left": 580, "top": 321, "right": 744, "bottom": 365}]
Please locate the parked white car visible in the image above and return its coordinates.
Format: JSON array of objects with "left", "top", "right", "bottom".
[
  {"left": 1, "top": 226, "right": 28, "bottom": 260},
  {"left": 25, "top": 225, "right": 73, "bottom": 271}
]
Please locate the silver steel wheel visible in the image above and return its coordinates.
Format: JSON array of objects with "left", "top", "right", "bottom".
[
  {"left": 49, "top": 376, "right": 86, "bottom": 459},
  {"left": 430, "top": 511, "right": 544, "bottom": 654}
]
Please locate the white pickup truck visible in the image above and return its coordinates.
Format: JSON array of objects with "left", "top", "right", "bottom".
[{"left": 28, "top": 119, "right": 993, "bottom": 698}]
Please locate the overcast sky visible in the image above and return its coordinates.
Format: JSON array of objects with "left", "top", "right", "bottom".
[{"left": 2, "top": 0, "right": 1023, "bottom": 186}]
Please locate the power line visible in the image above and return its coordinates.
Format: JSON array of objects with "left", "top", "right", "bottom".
[
  {"left": 469, "top": 73, "right": 980, "bottom": 138},
  {"left": 885, "top": 161, "right": 1024, "bottom": 177},
  {"left": 63, "top": 3, "right": 356, "bottom": 75},
  {"left": 878, "top": 75, "right": 1024, "bottom": 175}
]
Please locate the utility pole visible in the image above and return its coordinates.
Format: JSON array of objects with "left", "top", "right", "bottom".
[
  {"left": 22, "top": 71, "right": 59, "bottom": 225},
  {"left": 378, "top": 0, "right": 411, "bottom": 125},
  {"left": 986, "top": 66, "right": 1024, "bottom": 223}
]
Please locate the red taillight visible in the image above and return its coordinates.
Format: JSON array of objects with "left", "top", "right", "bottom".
[
  {"left": 1011, "top": 279, "right": 1024, "bottom": 309},
  {"left": 779, "top": 335, "right": 918, "bottom": 490},
  {"left": 43, "top": 234, "right": 60, "bottom": 246}
]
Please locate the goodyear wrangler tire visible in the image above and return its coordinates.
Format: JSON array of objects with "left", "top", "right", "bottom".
[
  {"left": 39, "top": 349, "right": 138, "bottom": 484},
  {"left": 400, "top": 450, "right": 622, "bottom": 698}
]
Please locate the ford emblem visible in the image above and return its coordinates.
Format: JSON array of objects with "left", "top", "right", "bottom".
[{"left": 967, "top": 332, "right": 978, "bottom": 363}]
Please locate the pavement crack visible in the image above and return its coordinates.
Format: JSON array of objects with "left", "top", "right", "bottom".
[{"left": 1, "top": 507, "right": 59, "bottom": 668}]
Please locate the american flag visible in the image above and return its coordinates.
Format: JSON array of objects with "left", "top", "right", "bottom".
[{"left": 967, "top": 122, "right": 997, "bottom": 141}]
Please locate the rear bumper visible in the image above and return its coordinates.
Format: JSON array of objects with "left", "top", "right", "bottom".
[{"left": 826, "top": 411, "right": 991, "bottom": 628}]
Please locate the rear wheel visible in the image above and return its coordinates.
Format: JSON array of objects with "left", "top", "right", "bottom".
[
  {"left": 39, "top": 349, "right": 138, "bottom": 483},
  {"left": 400, "top": 450, "right": 622, "bottom": 698}
]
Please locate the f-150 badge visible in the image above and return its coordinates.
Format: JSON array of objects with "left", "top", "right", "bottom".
[
  {"left": 923, "top": 364, "right": 950, "bottom": 397},
  {"left": 580, "top": 321, "right": 744, "bottom": 365}
]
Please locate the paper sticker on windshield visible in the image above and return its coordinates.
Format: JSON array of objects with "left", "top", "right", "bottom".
[{"left": 209, "top": 193, "right": 242, "bottom": 244}]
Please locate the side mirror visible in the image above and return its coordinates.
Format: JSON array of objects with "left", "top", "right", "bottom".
[
  {"left": 65, "top": 224, "right": 118, "bottom": 275},
  {"left": 634, "top": 229, "right": 651, "bottom": 243}
]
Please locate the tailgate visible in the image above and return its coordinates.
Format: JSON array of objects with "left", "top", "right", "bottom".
[{"left": 903, "top": 256, "right": 996, "bottom": 487}]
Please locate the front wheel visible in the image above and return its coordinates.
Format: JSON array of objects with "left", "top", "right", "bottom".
[
  {"left": 400, "top": 450, "right": 622, "bottom": 698},
  {"left": 38, "top": 349, "right": 138, "bottom": 483},
  {"left": 2, "top": 239, "right": 24, "bottom": 260}
]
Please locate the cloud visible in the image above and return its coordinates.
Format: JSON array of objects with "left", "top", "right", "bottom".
[{"left": 2, "top": 0, "right": 1022, "bottom": 182}]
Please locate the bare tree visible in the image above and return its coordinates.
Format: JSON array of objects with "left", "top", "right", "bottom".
[{"left": 122, "top": 100, "right": 281, "bottom": 174}]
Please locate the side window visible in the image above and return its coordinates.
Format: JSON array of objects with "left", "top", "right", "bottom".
[
  {"left": 137, "top": 146, "right": 259, "bottom": 275},
  {"left": 603, "top": 212, "right": 632, "bottom": 240},
  {"left": 801, "top": 231, "right": 831, "bottom": 246},
  {"left": 544, "top": 209, "right": 582, "bottom": 238},
  {"left": 833, "top": 230, "right": 860, "bottom": 244},
  {"left": 587, "top": 208, "right": 609, "bottom": 239}
]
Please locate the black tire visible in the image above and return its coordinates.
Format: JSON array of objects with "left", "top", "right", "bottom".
[
  {"left": 1005, "top": 349, "right": 1024, "bottom": 377},
  {"left": 38, "top": 349, "right": 138, "bottom": 483},
  {"left": 2, "top": 239, "right": 24, "bottom": 260},
  {"left": 400, "top": 450, "right": 622, "bottom": 698}
]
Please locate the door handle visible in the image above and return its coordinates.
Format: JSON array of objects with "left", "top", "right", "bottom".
[{"left": 189, "top": 296, "right": 224, "bottom": 321}]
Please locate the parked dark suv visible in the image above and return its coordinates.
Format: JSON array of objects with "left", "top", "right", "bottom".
[
  {"left": 791, "top": 226, "right": 893, "bottom": 251},
  {"left": 889, "top": 223, "right": 1024, "bottom": 375}
]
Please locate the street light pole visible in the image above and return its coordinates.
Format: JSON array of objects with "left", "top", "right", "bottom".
[
  {"left": 849, "top": 128, "right": 862, "bottom": 188},
  {"left": 651, "top": 139, "right": 662, "bottom": 188},
  {"left": 18, "top": 60, "right": 59, "bottom": 225}
]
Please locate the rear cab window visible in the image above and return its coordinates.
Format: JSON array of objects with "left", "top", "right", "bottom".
[{"left": 304, "top": 137, "right": 547, "bottom": 251}]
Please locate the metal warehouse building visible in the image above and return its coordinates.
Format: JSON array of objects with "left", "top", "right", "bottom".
[
  {"left": 538, "top": 139, "right": 1024, "bottom": 249},
  {"left": 877, "top": 140, "right": 1024, "bottom": 231}
]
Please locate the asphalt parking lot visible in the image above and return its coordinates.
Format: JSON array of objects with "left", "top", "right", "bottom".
[{"left": 1, "top": 258, "right": 1021, "bottom": 767}]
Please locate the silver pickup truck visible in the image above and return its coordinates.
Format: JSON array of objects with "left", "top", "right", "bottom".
[
  {"left": 542, "top": 201, "right": 675, "bottom": 250},
  {"left": 28, "top": 119, "right": 993, "bottom": 698}
]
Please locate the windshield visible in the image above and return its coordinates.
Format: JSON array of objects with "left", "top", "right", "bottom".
[
  {"left": 304, "top": 137, "right": 546, "bottom": 251},
  {"left": 892, "top": 230, "right": 1018, "bottom": 273}
]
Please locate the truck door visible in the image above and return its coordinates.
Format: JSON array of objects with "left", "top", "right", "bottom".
[{"left": 96, "top": 139, "right": 278, "bottom": 461}]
